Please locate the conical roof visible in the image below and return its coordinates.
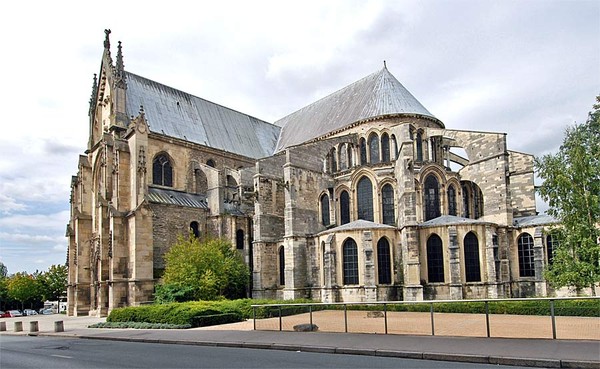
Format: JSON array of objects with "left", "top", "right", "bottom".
[{"left": 274, "top": 67, "right": 441, "bottom": 153}]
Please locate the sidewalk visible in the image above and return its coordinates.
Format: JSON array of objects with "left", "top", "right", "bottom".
[{"left": 1, "top": 313, "right": 599, "bottom": 368}]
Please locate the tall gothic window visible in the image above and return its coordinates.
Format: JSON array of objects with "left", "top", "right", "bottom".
[
  {"left": 462, "top": 183, "right": 471, "bottom": 218},
  {"left": 279, "top": 246, "right": 285, "bottom": 285},
  {"left": 369, "top": 133, "right": 380, "bottom": 164},
  {"left": 339, "top": 144, "right": 348, "bottom": 170},
  {"left": 518, "top": 233, "right": 535, "bottom": 277},
  {"left": 473, "top": 184, "right": 483, "bottom": 218},
  {"left": 377, "top": 237, "right": 392, "bottom": 284},
  {"left": 153, "top": 154, "right": 173, "bottom": 187},
  {"left": 359, "top": 138, "right": 367, "bottom": 165},
  {"left": 447, "top": 185, "right": 457, "bottom": 216},
  {"left": 331, "top": 147, "right": 337, "bottom": 172},
  {"left": 427, "top": 234, "right": 444, "bottom": 282},
  {"left": 464, "top": 232, "right": 481, "bottom": 282},
  {"left": 236, "top": 229, "right": 244, "bottom": 250},
  {"left": 340, "top": 191, "right": 350, "bottom": 225},
  {"left": 343, "top": 238, "right": 359, "bottom": 285},
  {"left": 381, "top": 184, "right": 395, "bottom": 225},
  {"left": 357, "top": 176, "right": 374, "bottom": 221},
  {"left": 347, "top": 144, "right": 353, "bottom": 168},
  {"left": 321, "top": 194, "right": 330, "bottom": 226},
  {"left": 416, "top": 132, "right": 423, "bottom": 162},
  {"left": 381, "top": 133, "right": 390, "bottom": 162},
  {"left": 424, "top": 175, "right": 441, "bottom": 220},
  {"left": 546, "top": 234, "right": 558, "bottom": 265}
]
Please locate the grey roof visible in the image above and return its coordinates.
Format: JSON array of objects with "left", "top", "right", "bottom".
[
  {"left": 513, "top": 214, "right": 558, "bottom": 227},
  {"left": 147, "top": 187, "right": 208, "bottom": 209},
  {"left": 125, "top": 72, "right": 281, "bottom": 159},
  {"left": 420, "top": 215, "right": 489, "bottom": 227},
  {"left": 274, "top": 67, "right": 440, "bottom": 152},
  {"left": 318, "top": 220, "right": 396, "bottom": 236}
]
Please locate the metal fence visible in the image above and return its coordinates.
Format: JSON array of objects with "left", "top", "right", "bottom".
[{"left": 251, "top": 296, "right": 600, "bottom": 340}]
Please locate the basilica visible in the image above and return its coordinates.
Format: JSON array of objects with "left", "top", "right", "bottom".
[{"left": 67, "top": 31, "right": 557, "bottom": 316}]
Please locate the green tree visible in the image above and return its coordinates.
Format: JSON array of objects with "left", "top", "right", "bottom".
[
  {"left": 157, "top": 235, "right": 249, "bottom": 302},
  {"left": 535, "top": 96, "right": 600, "bottom": 295},
  {"left": 39, "top": 264, "right": 68, "bottom": 301},
  {"left": 7, "top": 273, "right": 42, "bottom": 310},
  {"left": 0, "top": 262, "right": 8, "bottom": 310}
]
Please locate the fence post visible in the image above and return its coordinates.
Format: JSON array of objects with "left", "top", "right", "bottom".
[
  {"left": 344, "top": 304, "right": 348, "bottom": 333},
  {"left": 278, "top": 306, "right": 282, "bottom": 331},
  {"left": 550, "top": 300, "right": 556, "bottom": 339},
  {"left": 309, "top": 305, "right": 313, "bottom": 327},
  {"left": 384, "top": 303, "right": 388, "bottom": 335},
  {"left": 430, "top": 303, "right": 435, "bottom": 336},
  {"left": 485, "top": 301, "right": 490, "bottom": 338},
  {"left": 253, "top": 306, "right": 256, "bottom": 331}
]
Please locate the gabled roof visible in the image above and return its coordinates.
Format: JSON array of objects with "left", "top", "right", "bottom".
[
  {"left": 125, "top": 72, "right": 281, "bottom": 159},
  {"left": 147, "top": 186, "right": 208, "bottom": 209},
  {"left": 274, "top": 67, "right": 441, "bottom": 153},
  {"left": 318, "top": 219, "right": 396, "bottom": 236},
  {"left": 513, "top": 214, "right": 558, "bottom": 227},
  {"left": 420, "top": 215, "right": 489, "bottom": 227}
]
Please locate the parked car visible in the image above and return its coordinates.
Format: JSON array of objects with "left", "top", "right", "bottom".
[
  {"left": 0, "top": 311, "right": 8, "bottom": 318},
  {"left": 23, "top": 309, "right": 38, "bottom": 316},
  {"left": 40, "top": 309, "right": 54, "bottom": 315},
  {"left": 6, "top": 310, "right": 23, "bottom": 317}
]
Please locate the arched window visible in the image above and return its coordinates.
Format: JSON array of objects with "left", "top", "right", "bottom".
[
  {"left": 473, "top": 184, "right": 483, "bottom": 218},
  {"left": 153, "top": 154, "right": 173, "bottom": 187},
  {"left": 357, "top": 177, "right": 374, "bottom": 221},
  {"left": 377, "top": 238, "right": 392, "bottom": 284},
  {"left": 279, "top": 246, "right": 285, "bottom": 285},
  {"left": 390, "top": 135, "right": 397, "bottom": 160},
  {"left": 546, "top": 234, "right": 558, "bottom": 265},
  {"left": 340, "top": 190, "right": 350, "bottom": 225},
  {"left": 424, "top": 175, "right": 441, "bottom": 221},
  {"left": 518, "top": 233, "right": 535, "bottom": 277},
  {"left": 462, "top": 183, "right": 471, "bottom": 218},
  {"left": 321, "top": 194, "right": 330, "bottom": 226},
  {"left": 359, "top": 138, "right": 367, "bottom": 165},
  {"left": 331, "top": 147, "right": 337, "bottom": 172},
  {"left": 347, "top": 144, "right": 353, "bottom": 168},
  {"left": 464, "top": 232, "right": 481, "bottom": 282},
  {"left": 190, "top": 221, "right": 200, "bottom": 238},
  {"left": 381, "top": 184, "right": 395, "bottom": 225},
  {"left": 416, "top": 132, "right": 423, "bottom": 162},
  {"left": 206, "top": 159, "right": 216, "bottom": 168},
  {"left": 343, "top": 238, "right": 359, "bottom": 285},
  {"left": 236, "top": 229, "right": 244, "bottom": 250},
  {"left": 195, "top": 169, "right": 208, "bottom": 194},
  {"left": 369, "top": 133, "right": 380, "bottom": 164},
  {"left": 381, "top": 133, "right": 390, "bottom": 162},
  {"left": 427, "top": 234, "right": 444, "bottom": 283},
  {"left": 447, "top": 185, "right": 457, "bottom": 216}
]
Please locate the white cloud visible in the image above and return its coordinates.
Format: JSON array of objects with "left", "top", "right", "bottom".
[{"left": 0, "top": 211, "right": 70, "bottom": 231}]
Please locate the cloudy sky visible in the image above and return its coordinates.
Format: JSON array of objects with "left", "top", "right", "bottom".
[{"left": 0, "top": 0, "right": 598, "bottom": 275}]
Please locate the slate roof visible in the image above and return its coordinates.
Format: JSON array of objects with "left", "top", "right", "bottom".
[
  {"left": 513, "top": 214, "right": 558, "bottom": 227},
  {"left": 147, "top": 186, "right": 208, "bottom": 209},
  {"left": 318, "top": 220, "right": 396, "bottom": 236},
  {"left": 274, "top": 67, "right": 440, "bottom": 153},
  {"left": 125, "top": 72, "right": 281, "bottom": 159},
  {"left": 420, "top": 215, "right": 489, "bottom": 227}
]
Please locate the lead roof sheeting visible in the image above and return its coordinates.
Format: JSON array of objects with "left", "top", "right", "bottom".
[
  {"left": 513, "top": 214, "right": 557, "bottom": 227},
  {"left": 125, "top": 72, "right": 281, "bottom": 159},
  {"left": 147, "top": 187, "right": 209, "bottom": 209},
  {"left": 274, "top": 67, "right": 436, "bottom": 153}
]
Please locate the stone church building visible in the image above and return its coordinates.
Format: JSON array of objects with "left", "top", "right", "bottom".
[{"left": 67, "top": 31, "right": 557, "bottom": 316}]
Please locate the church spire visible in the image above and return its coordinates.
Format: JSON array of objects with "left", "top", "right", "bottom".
[
  {"left": 115, "top": 41, "right": 126, "bottom": 84},
  {"left": 103, "top": 29, "right": 111, "bottom": 51}
]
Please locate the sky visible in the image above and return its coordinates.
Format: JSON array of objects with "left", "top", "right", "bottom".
[{"left": 0, "top": 0, "right": 598, "bottom": 275}]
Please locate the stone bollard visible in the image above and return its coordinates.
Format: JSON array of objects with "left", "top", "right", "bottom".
[
  {"left": 14, "top": 321, "right": 23, "bottom": 332},
  {"left": 54, "top": 321, "right": 64, "bottom": 332},
  {"left": 0, "top": 321, "right": 6, "bottom": 331},
  {"left": 29, "top": 321, "right": 39, "bottom": 333}
]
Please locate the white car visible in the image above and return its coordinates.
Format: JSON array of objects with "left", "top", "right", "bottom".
[{"left": 23, "top": 309, "right": 38, "bottom": 316}]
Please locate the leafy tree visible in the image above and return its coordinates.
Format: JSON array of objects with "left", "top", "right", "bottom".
[
  {"left": 535, "top": 96, "right": 600, "bottom": 295},
  {"left": 7, "top": 273, "right": 42, "bottom": 310},
  {"left": 0, "top": 262, "right": 7, "bottom": 279},
  {"left": 157, "top": 235, "right": 249, "bottom": 302},
  {"left": 0, "top": 262, "right": 8, "bottom": 310},
  {"left": 39, "top": 264, "right": 68, "bottom": 301}
]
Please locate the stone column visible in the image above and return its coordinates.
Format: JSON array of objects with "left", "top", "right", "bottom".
[
  {"left": 322, "top": 234, "right": 338, "bottom": 303},
  {"left": 484, "top": 226, "right": 499, "bottom": 298},
  {"left": 534, "top": 227, "right": 547, "bottom": 296},
  {"left": 362, "top": 231, "right": 376, "bottom": 302}
]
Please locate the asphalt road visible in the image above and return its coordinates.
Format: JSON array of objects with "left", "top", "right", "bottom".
[{"left": 0, "top": 335, "right": 530, "bottom": 369}]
